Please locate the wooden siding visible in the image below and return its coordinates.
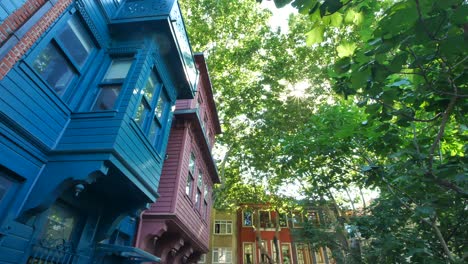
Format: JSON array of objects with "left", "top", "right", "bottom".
[
  {"left": 0, "top": 221, "right": 34, "bottom": 264},
  {"left": 114, "top": 118, "right": 164, "bottom": 193},
  {"left": 0, "top": 67, "right": 69, "bottom": 149},
  {"left": 148, "top": 126, "right": 185, "bottom": 213},
  {"left": 173, "top": 126, "right": 211, "bottom": 249}
]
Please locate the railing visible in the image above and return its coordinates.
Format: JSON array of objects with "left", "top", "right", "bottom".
[
  {"left": 27, "top": 240, "right": 92, "bottom": 264},
  {"left": 27, "top": 240, "right": 161, "bottom": 264}
]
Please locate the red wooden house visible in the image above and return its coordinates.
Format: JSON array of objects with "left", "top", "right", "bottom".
[{"left": 135, "top": 53, "right": 221, "bottom": 263}]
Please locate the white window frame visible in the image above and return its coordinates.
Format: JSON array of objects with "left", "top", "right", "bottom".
[
  {"left": 243, "top": 242, "right": 255, "bottom": 264},
  {"left": 242, "top": 210, "right": 254, "bottom": 227},
  {"left": 259, "top": 210, "right": 271, "bottom": 228},
  {"left": 212, "top": 247, "right": 232, "bottom": 264},
  {"left": 281, "top": 243, "right": 293, "bottom": 264},
  {"left": 292, "top": 211, "right": 304, "bottom": 228},
  {"left": 271, "top": 240, "right": 280, "bottom": 262},
  {"left": 198, "top": 254, "right": 206, "bottom": 263},
  {"left": 214, "top": 220, "right": 232, "bottom": 235},
  {"left": 258, "top": 240, "right": 269, "bottom": 263}
]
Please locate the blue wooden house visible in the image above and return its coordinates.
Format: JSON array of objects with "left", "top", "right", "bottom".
[{"left": 0, "top": 0, "right": 198, "bottom": 263}]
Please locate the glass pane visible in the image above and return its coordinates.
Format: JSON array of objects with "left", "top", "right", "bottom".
[
  {"left": 197, "top": 171, "right": 203, "bottom": 188},
  {"left": 148, "top": 118, "right": 161, "bottom": 142},
  {"left": 0, "top": 175, "right": 13, "bottom": 203},
  {"left": 244, "top": 211, "right": 253, "bottom": 226},
  {"left": 92, "top": 85, "right": 121, "bottom": 111},
  {"left": 58, "top": 15, "right": 95, "bottom": 67},
  {"left": 154, "top": 90, "right": 167, "bottom": 119},
  {"left": 185, "top": 174, "right": 193, "bottom": 196},
  {"left": 189, "top": 153, "right": 196, "bottom": 173},
  {"left": 135, "top": 99, "right": 150, "bottom": 126},
  {"left": 32, "top": 43, "right": 75, "bottom": 97},
  {"left": 282, "top": 245, "right": 291, "bottom": 263},
  {"left": 103, "top": 58, "right": 132, "bottom": 81},
  {"left": 195, "top": 190, "right": 201, "bottom": 208},
  {"left": 41, "top": 203, "right": 77, "bottom": 247},
  {"left": 204, "top": 184, "right": 208, "bottom": 199},
  {"left": 142, "top": 71, "right": 159, "bottom": 102}
]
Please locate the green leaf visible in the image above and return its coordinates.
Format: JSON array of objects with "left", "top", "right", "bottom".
[
  {"left": 351, "top": 67, "right": 371, "bottom": 90},
  {"left": 334, "top": 57, "right": 351, "bottom": 74},
  {"left": 273, "top": 0, "right": 293, "bottom": 8},
  {"left": 306, "top": 26, "right": 324, "bottom": 45},
  {"left": 344, "top": 9, "right": 362, "bottom": 24},
  {"left": 388, "top": 53, "right": 408, "bottom": 73},
  {"left": 415, "top": 206, "right": 435, "bottom": 217},
  {"left": 292, "top": 0, "right": 317, "bottom": 14},
  {"left": 329, "top": 12, "right": 343, "bottom": 27},
  {"left": 319, "top": 0, "right": 343, "bottom": 17},
  {"left": 336, "top": 42, "right": 356, "bottom": 58},
  {"left": 452, "top": 4, "right": 468, "bottom": 25}
]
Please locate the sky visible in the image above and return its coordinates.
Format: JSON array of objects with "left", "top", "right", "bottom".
[{"left": 260, "top": 1, "right": 297, "bottom": 33}]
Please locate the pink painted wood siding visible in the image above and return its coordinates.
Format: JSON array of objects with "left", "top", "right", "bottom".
[{"left": 147, "top": 123, "right": 185, "bottom": 212}]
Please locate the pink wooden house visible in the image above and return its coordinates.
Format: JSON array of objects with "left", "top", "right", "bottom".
[{"left": 135, "top": 53, "right": 221, "bottom": 263}]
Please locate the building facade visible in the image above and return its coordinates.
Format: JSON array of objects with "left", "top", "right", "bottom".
[
  {"left": 135, "top": 53, "right": 221, "bottom": 263},
  {"left": 203, "top": 205, "right": 335, "bottom": 264},
  {"left": 0, "top": 0, "right": 199, "bottom": 263}
]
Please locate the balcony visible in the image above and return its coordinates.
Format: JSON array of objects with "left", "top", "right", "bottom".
[
  {"left": 110, "top": 0, "right": 197, "bottom": 99},
  {"left": 28, "top": 240, "right": 160, "bottom": 264}
]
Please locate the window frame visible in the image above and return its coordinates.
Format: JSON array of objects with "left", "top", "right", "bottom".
[
  {"left": 90, "top": 57, "right": 133, "bottom": 111},
  {"left": 242, "top": 210, "right": 254, "bottom": 227},
  {"left": 259, "top": 210, "right": 271, "bottom": 228},
  {"left": 212, "top": 247, "right": 232, "bottom": 264},
  {"left": 133, "top": 67, "right": 172, "bottom": 152},
  {"left": 26, "top": 9, "right": 98, "bottom": 103},
  {"left": 292, "top": 211, "right": 304, "bottom": 228},
  {"left": 214, "top": 220, "right": 233, "bottom": 235},
  {"left": 0, "top": 171, "right": 20, "bottom": 221},
  {"left": 281, "top": 243, "right": 293, "bottom": 264},
  {"left": 243, "top": 242, "right": 255, "bottom": 264},
  {"left": 185, "top": 152, "right": 196, "bottom": 199}
]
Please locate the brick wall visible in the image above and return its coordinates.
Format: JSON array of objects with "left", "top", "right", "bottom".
[{"left": 0, "top": 0, "right": 72, "bottom": 79}]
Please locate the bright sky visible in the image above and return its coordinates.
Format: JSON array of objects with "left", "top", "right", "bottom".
[{"left": 260, "top": 1, "right": 297, "bottom": 33}]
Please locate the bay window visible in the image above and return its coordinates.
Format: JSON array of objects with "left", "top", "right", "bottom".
[
  {"left": 134, "top": 69, "right": 171, "bottom": 151},
  {"left": 92, "top": 58, "right": 132, "bottom": 111},
  {"left": 31, "top": 13, "right": 96, "bottom": 98}
]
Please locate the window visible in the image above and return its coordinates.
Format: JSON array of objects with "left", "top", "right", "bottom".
[
  {"left": 203, "top": 183, "right": 209, "bottom": 219},
  {"left": 296, "top": 243, "right": 312, "bottom": 264},
  {"left": 315, "top": 248, "right": 325, "bottom": 263},
  {"left": 0, "top": 173, "right": 15, "bottom": 220},
  {"left": 307, "top": 210, "right": 320, "bottom": 226},
  {"left": 198, "top": 254, "right": 206, "bottom": 263},
  {"left": 92, "top": 58, "right": 132, "bottom": 111},
  {"left": 243, "top": 210, "right": 253, "bottom": 227},
  {"left": 214, "top": 220, "right": 232, "bottom": 234},
  {"left": 0, "top": 174, "right": 13, "bottom": 204},
  {"left": 195, "top": 170, "right": 203, "bottom": 210},
  {"left": 212, "top": 247, "right": 232, "bottom": 264},
  {"left": 39, "top": 203, "right": 79, "bottom": 248},
  {"left": 271, "top": 240, "right": 279, "bottom": 262},
  {"left": 186, "top": 153, "right": 195, "bottom": 198},
  {"left": 259, "top": 210, "right": 271, "bottom": 228},
  {"left": 243, "top": 243, "right": 255, "bottom": 264},
  {"left": 32, "top": 13, "right": 96, "bottom": 98},
  {"left": 292, "top": 211, "right": 304, "bottom": 228},
  {"left": 134, "top": 70, "right": 171, "bottom": 150},
  {"left": 277, "top": 212, "right": 288, "bottom": 228},
  {"left": 281, "top": 244, "right": 292, "bottom": 264},
  {"left": 195, "top": 190, "right": 201, "bottom": 209},
  {"left": 258, "top": 240, "right": 268, "bottom": 263},
  {"left": 186, "top": 174, "right": 194, "bottom": 197}
]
